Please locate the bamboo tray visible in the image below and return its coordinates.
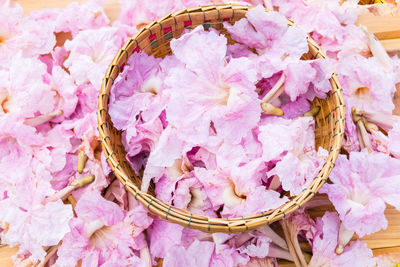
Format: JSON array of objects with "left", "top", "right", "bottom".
[{"left": 1, "top": 0, "right": 400, "bottom": 266}]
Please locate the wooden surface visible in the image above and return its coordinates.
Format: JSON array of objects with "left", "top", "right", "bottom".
[{"left": 1, "top": 1, "right": 400, "bottom": 266}]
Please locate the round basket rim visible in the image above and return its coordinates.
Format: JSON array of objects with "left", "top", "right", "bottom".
[{"left": 97, "top": 4, "right": 345, "bottom": 233}]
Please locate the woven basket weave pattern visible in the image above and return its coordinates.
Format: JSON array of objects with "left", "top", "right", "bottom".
[{"left": 97, "top": 4, "right": 345, "bottom": 233}]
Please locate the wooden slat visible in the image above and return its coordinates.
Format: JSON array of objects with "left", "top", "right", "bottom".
[
  {"left": 14, "top": 0, "right": 121, "bottom": 22},
  {"left": 381, "top": 38, "right": 400, "bottom": 54},
  {"left": 0, "top": 246, "right": 18, "bottom": 267},
  {"left": 394, "top": 84, "right": 400, "bottom": 115},
  {"left": 357, "top": 14, "right": 400, "bottom": 40}
]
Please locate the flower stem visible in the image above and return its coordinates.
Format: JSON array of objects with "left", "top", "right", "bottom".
[
  {"left": 362, "top": 26, "right": 392, "bottom": 70},
  {"left": 359, "top": 110, "right": 400, "bottom": 132},
  {"left": 140, "top": 232, "right": 152, "bottom": 267},
  {"left": 281, "top": 220, "right": 305, "bottom": 267},
  {"left": 352, "top": 107, "right": 373, "bottom": 152},
  {"left": 24, "top": 110, "right": 63, "bottom": 127},
  {"left": 43, "top": 175, "right": 94, "bottom": 204},
  {"left": 357, "top": 120, "right": 373, "bottom": 152},
  {"left": 261, "top": 73, "right": 285, "bottom": 103},
  {"left": 363, "top": 120, "right": 379, "bottom": 132},
  {"left": 268, "top": 244, "right": 293, "bottom": 261},
  {"left": 258, "top": 225, "right": 288, "bottom": 250}
]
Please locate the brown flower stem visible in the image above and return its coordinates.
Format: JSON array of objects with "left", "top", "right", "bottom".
[
  {"left": 290, "top": 228, "right": 308, "bottom": 267},
  {"left": 24, "top": 110, "right": 63, "bottom": 127},
  {"left": 67, "top": 195, "right": 77, "bottom": 209},
  {"left": 261, "top": 73, "right": 285, "bottom": 103},
  {"left": 281, "top": 220, "right": 302, "bottom": 267}
]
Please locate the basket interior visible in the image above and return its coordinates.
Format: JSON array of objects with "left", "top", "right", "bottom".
[{"left": 98, "top": 4, "right": 345, "bottom": 232}]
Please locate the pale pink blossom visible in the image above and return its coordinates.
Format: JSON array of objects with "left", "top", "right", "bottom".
[
  {"left": 55, "top": 1, "right": 110, "bottom": 36},
  {"left": 0, "top": 147, "right": 73, "bottom": 262},
  {"left": 225, "top": 5, "right": 309, "bottom": 77},
  {"left": 56, "top": 191, "right": 152, "bottom": 267},
  {"left": 64, "top": 27, "right": 124, "bottom": 89},
  {"left": 308, "top": 212, "right": 375, "bottom": 267},
  {"left": 337, "top": 55, "right": 397, "bottom": 114},
  {"left": 163, "top": 239, "right": 215, "bottom": 267},
  {"left": 1, "top": 55, "right": 56, "bottom": 119},
  {"left": 272, "top": 0, "right": 360, "bottom": 55},
  {"left": 166, "top": 26, "right": 260, "bottom": 145},
  {"left": 259, "top": 116, "right": 325, "bottom": 195},
  {"left": 195, "top": 159, "right": 288, "bottom": 217},
  {"left": 109, "top": 51, "right": 166, "bottom": 130},
  {"left": 320, "top": 151, "right": 400, "bottom": 237}
]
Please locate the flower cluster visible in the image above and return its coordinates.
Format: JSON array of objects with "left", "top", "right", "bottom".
[{"left": 0, "top": 0, "right": 399, "bottom": 266}]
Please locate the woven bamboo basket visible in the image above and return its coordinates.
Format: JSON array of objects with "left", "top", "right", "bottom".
[
  {"left": 97, "top": 4, "right": 345, "bottom": 233},
  {"left": 358, "top": 0, "right": 386, "bottom": 4}
]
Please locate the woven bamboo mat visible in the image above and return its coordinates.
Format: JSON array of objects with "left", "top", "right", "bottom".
[{"left": 1, "top": 1, "right": 399, "bottom": 266}]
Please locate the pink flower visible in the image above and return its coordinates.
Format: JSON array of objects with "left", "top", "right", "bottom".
[
  {"left": 165, "top": 26, "right": 260, "bottom": 145},
  {"left": 283, "top": 59, "right": 332, "bottom": 101},
  {"left": 141, "top": 125, "right": 189, "bottom": 192},
  {"left": 337, "top": 54, "right": 397, "bottom": 114},
  {"left": 1, "top": 55, "right": 56, "bottom": 119},
  {"left": 258, "top": 113, "right": 312, "bottom": 163},
  {"left": 195, "top": 159, "right": 288, "bottom": 217},
  {"left": 0, "top": 0, "right": 23, "bottom": 66},
  {"left": 173, "top": 176, "right": 214, "bottom": 216},
  {"left": 309, "top": 212, "right": 375, "bottom": 267},
  {"left": 123, "top": 117, "right": 164, "bottom": 174},
  {"left": 225, "top": 5, "right": 309, "bottom": 77},
  {"left": 56, "top": 191, "right": 152, "bottom": 267},
  {"left": 163, "top": 239, "right": 215, "bottom": 267},
  {"left": 0, "top": 134, "right": 73, "bottom": 262},
  {"left": 0, "top": 199, "right": 73, "bottom": 262},
  {"left": 342, "top": 109, "right": 361, "bottom": 153},
  {"left": 48, "top": 66, "right": 79, "bottom": 118},
  {"left": 320, "top": 151, "right": 400, "bottom": 237},
  {"left": 55, "top": 1, "right": 110, "bottom": 36},
  {"left": 109, "top": 51, "right": 166, "bottom": 130},
  {"left": 272, "top": 0, "right": 360, "bottom": 55},
  {"left": 64, "top": 27, "right": 124, "bottom": 89},
  {"left": 259, "top": 116, "right": 325, "bottom": 195},
  {"left": 148, "top": 218, "right": 184, "bottom": 259}
]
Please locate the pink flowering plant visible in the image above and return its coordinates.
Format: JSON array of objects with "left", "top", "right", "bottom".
[{"left": 0, "top": 0, "right": 400, "bottom": 266}]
